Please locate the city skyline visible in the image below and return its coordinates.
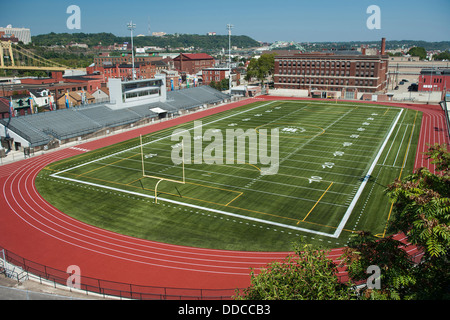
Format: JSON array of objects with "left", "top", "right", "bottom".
[{"left": 0, "top": 0, "right": 449, "bottom": 43}]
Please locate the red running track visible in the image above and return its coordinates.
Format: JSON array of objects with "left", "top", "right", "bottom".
[{"left": 0, "top": 97, "right": 448, "bottom": 296}]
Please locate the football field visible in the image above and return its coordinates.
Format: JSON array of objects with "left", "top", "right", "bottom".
[{"left": 37, "top": 100, "right": 421, "bottom": 251}]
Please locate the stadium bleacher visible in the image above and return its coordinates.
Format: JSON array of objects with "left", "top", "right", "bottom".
[{"left": 0, "top": 86, "right": 231, "bottom": 148}]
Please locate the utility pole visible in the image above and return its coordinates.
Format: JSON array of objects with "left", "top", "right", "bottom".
[
  {"left": 227, "top": 24, "right": 233, "bottom": 93},
  {"left": 127, "top": 21, "right": 136, "bottom": 80}
]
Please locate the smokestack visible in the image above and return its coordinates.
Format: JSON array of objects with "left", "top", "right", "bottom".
[
  {"left": 381, "top": 38, "right": 386, "bottom": 55},
  {"left": 180, "top": 53, "right": 183, "bottom": 72}
]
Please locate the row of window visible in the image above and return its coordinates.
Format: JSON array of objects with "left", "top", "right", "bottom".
[
  {"left": 124, "top": 88, "right": 160, "bottom": 100},
  {"left": 204, "top": 70, "right": 223, "bottom": 75},
  {"left": 423, "top": 77, "right": 445, "bottom": 83},
  {"left": 276, "top": 77, "right": 376, "bottom": 86},
  {"left": 56, "top": 86, "right": 89, "bottom": 95},
  {"left": 278, "top": 60, "right": 377, "bottom": 68},
  {"left": 278, "top": 70, "right": 352, "bottom": 76},
  {"left": 276, "top": 84, "right": 377, "bottom": 93},
  {"left": 278, "top": 68, "right": 377, "bottom": 76},
  {"left": 204, "top": 76, "right": 222, "bottom": 82},
  {"left": 95, "top": 57, "right": 153, "bottom": 63}
]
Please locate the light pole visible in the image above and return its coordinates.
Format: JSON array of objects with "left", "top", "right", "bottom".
[
  {"left": 127, "top": 21, "right": 136, "bottom": 80},
  {"left": 227, "top": 24, "right": 233, "bottom": 93}
]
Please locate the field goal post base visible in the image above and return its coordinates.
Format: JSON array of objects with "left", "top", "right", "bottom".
[{"left": 140, "top": 135, "right": 186, "bottom": 204}]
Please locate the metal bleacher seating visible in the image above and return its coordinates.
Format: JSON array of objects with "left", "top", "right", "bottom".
[{"left": 1, "top": 86, "right": 231, "bottom": 148}]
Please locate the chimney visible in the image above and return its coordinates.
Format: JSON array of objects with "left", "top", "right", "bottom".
[
  {"left": 381, "top": 38, "right": 386, "bottom": 55},
  {"left": 180, "top": 53, "right": 183, "bottom": 72},
  {"left": 361, "top": 45, "right": 366, "bottom": 55}
]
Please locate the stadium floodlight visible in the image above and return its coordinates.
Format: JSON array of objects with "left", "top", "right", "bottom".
[
  {"left": 127, "top": 21, "right": 136, "bottom": 80},
  {"left": 227, "top": 24, "right": 233, "bottom": 93}
]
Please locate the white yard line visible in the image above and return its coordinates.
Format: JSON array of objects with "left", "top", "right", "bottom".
[
  {"left": 333, "top": 109, "right": 404, "bottom": 238},
  {"left": 53, "top": 101, "right": 277, "bottom": 176},
  {"left": 52, "top": 174, "right": 335, "bottom": 238}
]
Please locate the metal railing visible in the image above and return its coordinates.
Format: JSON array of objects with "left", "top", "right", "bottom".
[{"left": 0, "top": 246, "right": 237, "bottom": 300}]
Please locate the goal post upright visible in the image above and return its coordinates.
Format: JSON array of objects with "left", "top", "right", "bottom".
[
  {"left": 140, "top": 135, "right": 186, "bottom": 203},
  {"left": 140, "top": 134, "right": 145, "bottom": 177}
]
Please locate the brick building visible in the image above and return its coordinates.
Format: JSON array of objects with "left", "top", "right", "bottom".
[
  {"left": 93, "top": 52, "right": 161, "bottom": 66},
  {"left": 202, "top": 67, "right": 241, "bottom": 87},
  {"left": 87, "top": 63, "right": 157, "bottom": 81},
  {"left": 274, "top": 53, "right": 389, "bottom": 95},
  {"left": 202, "top": 68, "right": 230, "bottom": 85},
  {"left": 174, "top": 53, "right": 215, "bottom": 74},
  {"left": 418, "top": 68, "right": 450, "bottom": 92},
  {"left": 273, "top": 39, "right": 389, "bottom": 96}
]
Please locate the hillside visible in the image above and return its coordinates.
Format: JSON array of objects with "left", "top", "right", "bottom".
[{"left": 31, "top": 32, "right": 261, "bottom": 50}]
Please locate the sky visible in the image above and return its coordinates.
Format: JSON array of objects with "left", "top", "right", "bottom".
[{"left": 1, "top": 0, "right": 449, "bottom": 43}]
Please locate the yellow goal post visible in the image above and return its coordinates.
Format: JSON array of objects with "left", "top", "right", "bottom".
[{"left": 140, "top": 135, "right": 186, "bottom": 203}]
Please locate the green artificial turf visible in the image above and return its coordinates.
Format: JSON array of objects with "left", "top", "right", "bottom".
[{"left": 36, "top": 100, "right": 422, "bottom": 251}]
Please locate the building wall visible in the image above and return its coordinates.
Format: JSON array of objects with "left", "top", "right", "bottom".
[
  {"left": 273, "top": 53, "right": 389, "bottom": 93},
  {"left": 174, "top": 54, "right": 215, "bottom": 74},
  {"left": 418, "top": 73, "right": 449, "bottom": 92},
  {"left": 202, "top": 69, "right": 229, "bottom": 85},
  {"left": 88, "top": 63, "right": 157, "bottom": 81},
  {"left": 93, "top": 54, "right": 161, "bottom": 66},
  {"left": 0, "top": 27, "right": 31, "bottom": 44},
  {"left": 107, "top": 76, "right": 166, "bottom": 110}
]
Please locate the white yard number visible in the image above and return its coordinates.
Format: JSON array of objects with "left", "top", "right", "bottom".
[
  {"left": 350, "top": 134, "right": 360, "bottom": 139},
  {"left": 145, "top": 153, "right": 158, "bottom": 159},
  {"left": 343, "top": 142, "right": 353, "bottom": 147},
  {"left": 334, "top": 151, "right": 344, "bottom": 157},
  {"left": 322, "top": 162, "right": 335, "bottom": 169},
  {"left": 308, "top": 176, "right": 323, "bottom": 184}
]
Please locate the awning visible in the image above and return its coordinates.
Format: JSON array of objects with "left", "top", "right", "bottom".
[{"left": 150, "top": 107, "right": 167, "bottom": 113}]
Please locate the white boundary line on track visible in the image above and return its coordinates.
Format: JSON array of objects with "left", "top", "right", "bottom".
[{"left": 333, "top": 108, "right": 404, "bottom": 238}]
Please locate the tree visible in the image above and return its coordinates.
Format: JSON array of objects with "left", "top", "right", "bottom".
[
  {"left": 407, "top": 47, "right": 427, "bottom": 60},
  {"left": 342, "top": 143, "right": 450, "bottom": 299},
  {"left": 234, "top": 243, "right": 354, "bottom": 300},
  {"left": 209, "top": 80, "right": 218, "bottom": 90},
  {"left": 433, "top": 51, "right": 450, "bottom": 61},
  {"left": 245, "top": 53, "right": 275, "bottom": 88},
  {"left": 341, "top": 232, "right": 417, "bottom": 300},
  {"left": 386, "top": 143, "right": 449, "bottom": 258}
]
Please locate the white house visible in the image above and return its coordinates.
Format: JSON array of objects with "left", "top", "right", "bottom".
[
  {"left": 29, "top": 88, "right": 55, "bottom": 109},
  {"left": 91, "top": 87, "right": 110, "bottom": 103}
]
